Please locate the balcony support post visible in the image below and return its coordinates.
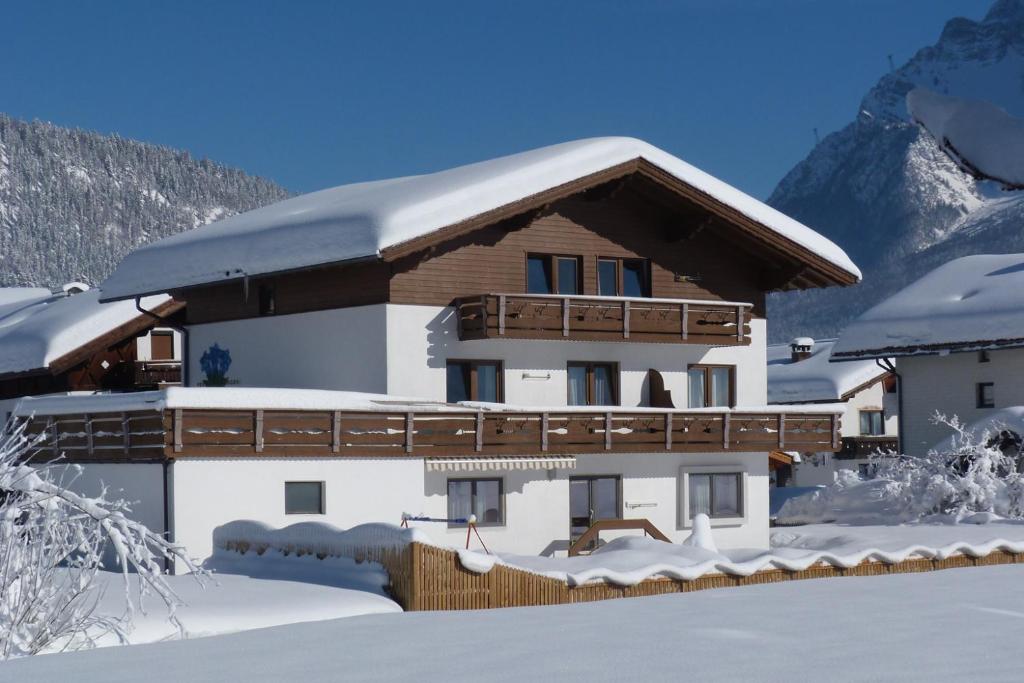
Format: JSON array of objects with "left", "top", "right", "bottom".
[
  {"left": 664, "top": 413, "right": 673, "bottom": 450},
  {"left": 562, "top": 297, "right": 570, "bottom": 337},
  {"left": 475, "top": 412, "right": 484, "bottom": 452},
  {"left": 605, "top": 412, "right": 613, "bottom": 450},
  {"left": 723, "top": 413, "right": 730, "bottom": 449},
  {"left": 622, "top": 300, "right": 630, "bottom": 339},
  {"left": 778, "top": 413, "right": 785, "bottom": 449},
  {"left": 541, "top": 413, "right": 549, "bottom": 452},
  {"left": 681, "top": 303, "right": 688, "bottom": 341},
  {"left": 254, "top": 410, "right": 264, "bottom": 453},
  {"left": 736, "top": 305, "right": 744, "bottom": 343},
  {"left": 405, "top": 413, "right": 415, "bottom": 454},
  {"left": 498, "top": 294, "right": 506, "bottom": 336},
  {"left": 173, "top": 409, "right": 183, "bottom": 454},
  {"left": 332, "top": 410, "right": 342, "bottom": 453}
]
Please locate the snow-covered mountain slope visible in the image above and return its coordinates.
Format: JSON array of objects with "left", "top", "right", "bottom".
[
  {"left": 767, "top": 0, "right": 1024, "bottom": 341},
  {"left": 0, "top": 114, "right": 290, "bottom": 289}
]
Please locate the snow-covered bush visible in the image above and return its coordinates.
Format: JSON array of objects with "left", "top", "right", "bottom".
[
  {"left": 777, "top": 414, "right": 1024, "bottom": 525},
  {"left": 0, "top": 418, "right": 203, "bottom": 658}
]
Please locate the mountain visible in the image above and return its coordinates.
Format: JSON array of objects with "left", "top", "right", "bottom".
[
  {"left": 767, "top": 0, "right": 1024, "bottom": 342},
  {"left": 0, "top": 114, "right": 290, "bottom": 289}
]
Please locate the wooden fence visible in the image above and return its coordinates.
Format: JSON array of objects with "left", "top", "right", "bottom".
[{"left": 367, "top": 543, "right": 1024, "bottom": 612}]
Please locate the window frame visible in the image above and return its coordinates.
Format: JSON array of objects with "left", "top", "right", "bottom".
[
  {"left": 597, "top": 256, "right": 651, "bottom": 297},
  {"left": 977, "top": 382, "right": 995, "bottom": 409},
  {"left": 446, "top": 359, "right": 504, "bottom": 403},
  {"left": 149, "top": 330, "right": 175, "bottom": 361},
  {"left": 566, "top": 361, "right": 620, "bottom": 406},
  {"left": 284, "top": 481, "right": 325, "bottom": 515},
  {"left": 526, "top": 253, "right": 582, "bottom": 295},
  {"left": 686, "top": 364, "right": 736, "bottom": 408},
  {"left": 859, "top": 409, "right": 884, "bottom": 436},
  {"left": 679, "top": 467, "right": 748, "bottom": 528},
  {"left": 446, "top": 477, "right": 505, "bottom": 527}
]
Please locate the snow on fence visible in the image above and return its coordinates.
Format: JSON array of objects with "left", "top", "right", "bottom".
[{"left": 213, "top": 521, "right": 1024, "bottom": 612}]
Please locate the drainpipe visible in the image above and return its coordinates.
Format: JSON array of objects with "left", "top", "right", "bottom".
[
  {"left": 135, "top": 296, "right": 190, "bottom": 387},
  {"left": 162, "top": 459, "right": 174, "bottom": 575},
  {"left": 877, "top": 358, "right": 903, "bottom": 454}
]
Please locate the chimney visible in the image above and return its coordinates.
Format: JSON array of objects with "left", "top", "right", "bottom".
[{"left": 790, "top": 337, "right": 814, "bottom": 362}]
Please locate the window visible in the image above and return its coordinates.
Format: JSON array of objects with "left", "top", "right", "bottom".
[
  {"left": 977, "top": 382, "right": 995, "bottom": 409},
  {"left": 527, "top": 254, "right": 581, "bottom": 295},
  {"left": 567, "top": 362, "right": 618, "bottom": 406},
  {"left": 687, "top": 365, "right": 734, "bottom": 408},
  {"left": 688, "top": 473, "right": 742, "bottom": 519},
  {"left": 446, "top": 360, "right": 502, "bottom": 403},
  {"left": 258, "top": 284, "right": 276, "bottom": 316},
  {"left": 979, "top": 350, "right": 991, "bottom": 363},
  {"left": 859, "top": 410, "right": 884, "bottom": 436},
  {"left": 597, "top": 257, "right": 651, "bottom": 297},
  {"left": 285, "top": 481, "right": 324, "bottom": 514},
  {"left": 447, "top": 478, "right": 503, "bottom": 526},
  {"left": 150, "top": 331, "right": 175, "bottom": 360}
]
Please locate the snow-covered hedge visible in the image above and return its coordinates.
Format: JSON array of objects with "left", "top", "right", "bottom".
[
  {"left": 213, "top": 520, "right": 431, "bottom": 562},
  {"left": 778, "top": 415, "right": 1024, "bottom": 525}
]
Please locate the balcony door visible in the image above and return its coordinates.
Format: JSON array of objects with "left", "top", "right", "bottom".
[{"left": 569, "top": 476, "right": 621, "bottom": 542}]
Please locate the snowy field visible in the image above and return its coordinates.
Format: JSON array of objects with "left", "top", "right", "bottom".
[
  {"left": 7, "top": 562, "right": 1024, "bottom": 682},
  {"left": 75, "top": 551, "right": 399, "bottom": 648}
]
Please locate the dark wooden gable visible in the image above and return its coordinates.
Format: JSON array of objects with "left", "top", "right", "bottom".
[{"left": 388, "top": 172, "right": 779, "bottom": 316}]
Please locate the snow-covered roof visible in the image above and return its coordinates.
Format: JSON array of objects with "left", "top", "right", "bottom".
[
  {"left": 767, "top": 339, "right": 889, "bottom": 403},
  {"left": 908, "top": 88, "right": 1024, "bottom": 189},
  {"left": 98, "top": 137, "right": 861, "bottom": 301},
  {"left": 0, "top": 289, "right": 170, "bottom": 376},
  {"left": 832, "top": 254, "right": 1024, "bottom": 360},
  {"left": 12, "top": 386, "right": 847, "bottom": 417}
]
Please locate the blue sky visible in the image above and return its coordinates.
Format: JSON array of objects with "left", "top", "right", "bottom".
[{"left": 2, "top": 0, "right": 991, "bottom": 198}]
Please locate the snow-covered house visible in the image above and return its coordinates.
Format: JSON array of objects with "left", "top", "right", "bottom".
[
  {"left": 832, "top": 254, "right": 1024, "bottom": 455},
  {"left": 768, "top": 338, "right": 897, "bottom": 485},
  {"left": 15, "top": 137, "right": 860, "bottom": 565},
  {"left": 0, "top": 284, "right": 183, "bottom": 423}
]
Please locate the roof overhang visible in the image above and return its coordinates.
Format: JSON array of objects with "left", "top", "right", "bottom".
[{"left": 831, "top": 337, "right": 1024, "bottom": 362}]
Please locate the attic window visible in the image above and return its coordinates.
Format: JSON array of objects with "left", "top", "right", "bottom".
[
  {"left": 977, "top": 382, "right": 995, "bottom": 409},
  {"left": 258, "top": 284, "right": 276, "bottom": 316}
]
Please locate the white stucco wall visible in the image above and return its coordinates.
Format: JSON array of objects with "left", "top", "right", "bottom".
[
  {"left": 186, "top": 306, "right": 388, "bottom": 392},
  {"left": 50, "top": 463, "right": 166, "bottom": 567},
  {"left": 385, "top": 304, "right": 768, "bottom": 407},
  {"left": 899, "top": 348, "right": 1024, "bottom": 455},
  {"left": 169, "top": 457, "right": 424, "bottom": 566},
  {"left": 417, "top": 451, "right": 769, "bottom": 554}
]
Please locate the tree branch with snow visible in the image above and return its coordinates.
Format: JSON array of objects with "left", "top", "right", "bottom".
[{"left": 0, "top": 417, "right": 205, "bottom": 658}]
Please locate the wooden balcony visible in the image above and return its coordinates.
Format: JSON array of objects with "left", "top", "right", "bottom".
[
  {"left": 133, "top": 360, "right": 182, "bottom": 387},
  {"left": 457, "top": 293, "right": 751, "bottom": 345},
  {"left": 22, "top": 404, "right": 840, "bottom": 462},
  {"left": 837, "top": 435, "right": 899, "bottom": 459}
]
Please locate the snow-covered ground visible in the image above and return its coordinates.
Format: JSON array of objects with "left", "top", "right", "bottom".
[
  {"left": 79, "top": 551, "right": 400, "bottom": 648},
  {"left": 8, "top": 563, "right": 1024, "bottom": 682}
]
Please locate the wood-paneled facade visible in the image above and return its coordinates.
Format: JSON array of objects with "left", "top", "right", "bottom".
[{"left": 178, "top": 169, "right": 850, "bottom": 327}]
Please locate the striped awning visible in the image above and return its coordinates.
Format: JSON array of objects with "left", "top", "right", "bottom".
[{"left": 425, "top": 456, "right": 577, "bottom": 472}]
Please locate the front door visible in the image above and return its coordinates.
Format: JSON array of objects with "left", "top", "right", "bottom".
[{"left": 569, "top": 476, "right": 621, "bottom": 542}]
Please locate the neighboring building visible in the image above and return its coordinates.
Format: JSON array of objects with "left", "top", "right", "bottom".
[
  {"left": 767, "top": 337, "right": 898, "bottom": 486},
  {"left": 0, "top": 285, "right": 184, "bottom": 423},
  {"left": 832, "top": 254, "right": 1024, "bottom": 455},
  {"left": 16, "top": 137, "right": 860, "bottom": 565}
]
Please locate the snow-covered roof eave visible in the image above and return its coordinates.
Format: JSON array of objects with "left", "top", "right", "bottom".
[
  {"left": 12, "top": 387, "right": 848, "bottom": 418},
  {"left": 97, "top": 137, "right": 861, "bottom": 302}
]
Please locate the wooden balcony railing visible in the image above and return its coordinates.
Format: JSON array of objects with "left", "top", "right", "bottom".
[
  {"left": 568, "top": 518, "right": 671, "bottom": 556},
  {"left": 457, "top": 293, "right": 751, "bottom": 345},
  {"left": 837, "top": 435, "right": 900, "bottom": 459},
  {"left": 133, "top": 360, "right": 182, "bottom": 387},
  {"left": 22, "top": 406, "right": 840, "bottom": 462}
]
